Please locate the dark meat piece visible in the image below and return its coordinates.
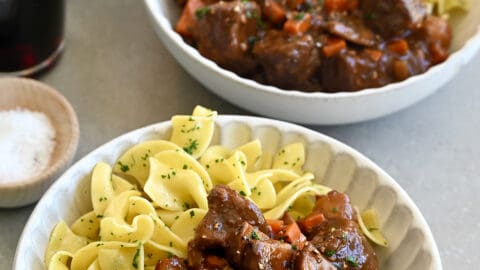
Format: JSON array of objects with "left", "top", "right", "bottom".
[
  {"left": 326, "top": 13, "right": 378, "bottom": 47},
  {"left": 312, "top": 191, "right": 356, "bottom": 221},
  {"left": 194, "top": 0, "right": 261, "bottom": 75},
  {"left": 188, "top": 185, "right": 271, "bottom": 268},
  {"left": 294, "top": 242, "right": 337, "bottom": 270},
  {"left": 237, "top": 222, "right": 296, "bottom": 270},
  {"left": 253, "top": 30, "right": 321, "bottom": 90},
  {"left": 361, "top": 0, "right": 427, "bottom": 38},
  {"left": 320, "top": 47, "right": 391, "bottom": 92},
  {"left": 418, "top": 15, "right": 452, "bottom": 64},
  {"left": 156, "top": 256, "right": 188, "bottom": 270},
  {"left": 310, "top": 219, "right": 377, "bottom": 270},
  {"left": 307, "top": 191, "right": 378, "bottom": 270}
]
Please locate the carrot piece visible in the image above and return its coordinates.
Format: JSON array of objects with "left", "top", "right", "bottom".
[
  {"left": 286, "top": 0, "right": 305, "bottom": 9},
  {"left": 324, "top": 0, "right": 347, "bottom": 13},
  {"left": 205, "top": 255, "right": 227, "bottom": 267},
  {"left": 322, "top": 37, "right": 347, "bottom": 57},
  {"left": 298, "top": 213, "right": 326, "bottom": 232},
  {"left": 346, "top": 0, "right": 359, "bottom": 10},
  {"left": 283, "top": 222, "right": 302, "bottom": 243},
  {"left": 429, "top": 43, "right": 448, "bottom": 64},
  {"left": 393, "top": 60, "right": 410, "bottom": 80},
  {"left": 365, "top": 49, "right": 383, "bottom": 62},
  {"left": 175, "top": 0, "right": 205, "bottom": 37},
  {"left": 283, "top": 13, "right": 311, "bottom": 35},
  {"left": 388, "top": 39, "right": 409, "bottom": 55},
  {"left": 267, "top": 219, "right": 285, "bottom": 234},
  {"left": 264, "top": 0, "right": 286, "bottom": 24}
]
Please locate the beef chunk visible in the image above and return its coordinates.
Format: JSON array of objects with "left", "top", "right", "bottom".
[
  {"left": 237, "top": 222, "right": 295, "bottom": 270},
  {"left": 320, "top": 48, "right": 391, "bottom": 92},
  {"left": 194, "top": 0, "right": 260, "bottom": 75},
  {"left": 307, "top": 191, "right": 378, "bottom": 270},
  {"left": 253, "top": 30, "right": 321, "bottom": 90},
  {"left": 418, "top": 15, "right": 452, "bottom": 64},
  {"left": 361, "top": 0, "right": 427, "bottom": 38},
  {"left": 188, "top": 185, "right": 272, "bottom": 268},
  {"left": 156, "top": 256, "right": 188, "bottom": 270},
  {"left": 326, "top": 13, "right": 378, "bottom": 47},
  {"left": 294, "top": 242, "right": 337, "bottom": 270}
]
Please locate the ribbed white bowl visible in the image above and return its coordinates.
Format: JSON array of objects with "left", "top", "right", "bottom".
[
  {"left": 14, "top": 116, "right": 441, "bottom": 269},
  {"left": 145, "top": 0, "right": 480, "bottom": 125}
]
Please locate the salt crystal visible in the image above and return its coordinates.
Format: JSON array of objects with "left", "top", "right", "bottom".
[{"left": 0, "top": 109, "right": 56, "bottom": 183}]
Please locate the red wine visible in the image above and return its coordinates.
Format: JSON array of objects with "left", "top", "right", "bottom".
[{"left": 0, "top": 0, "right": 65, "bottom": 75}]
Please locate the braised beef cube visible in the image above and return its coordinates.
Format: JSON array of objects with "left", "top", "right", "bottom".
[
  {"left": 188, "top": 185, "right": 272, "bottom": 268},
  {"left": 312, "top": 191, "right": 356, "bottom": 220},
  {"left": 320, "top": 48, "right": 391, "bottom": 92},
  {"left": 294, "top": 242, "right": 336, "bottom": 270},
  {"left": 310, "top": 219, "right": 378, "bottom": 270},
  {"left": 238, "top": 223, "right": 296, "bottom": 270},
  {"left": 326, "top": 13, "right": 377, "bottom": 47},
  {"left": 156, "top": 256, "right": 188, "bottom": 270},
  {"left": 253, "top": 30, "right": 321, "bottom": 89},
  {"left": 194, "top": 0, "right": 261, "bottom": 75},
  {"left": 361, "top": 0, "right": 427, "bottom": 38},
  {"left": 200, "top": 255, "right": 234, "bottom": 270}
]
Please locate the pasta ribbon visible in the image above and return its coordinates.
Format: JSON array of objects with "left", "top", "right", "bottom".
[
  {"left": 144, "top": 158, "right": 208, "bottom": 211},
  {"left": 356, "top": 207, "right": 389, "bottom": 247},
  {"left": 170, "top": 105, "right": 217, "bottom": 158},
  {"left": 45, "top": 221, "right": 89, "bottom": 266},
  {"left": 48, "top": 251, "right": 72, "bottom": 270},
  {"left": 70, "top": 241, "right": 143, "bottom": 270},
  {"left": 113, "top": 140, "right": 181, "bottom": 187}
]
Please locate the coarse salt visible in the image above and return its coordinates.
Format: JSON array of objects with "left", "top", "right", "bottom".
[{"left": 0, "top": 109, "right": 56, "bottom": 184}]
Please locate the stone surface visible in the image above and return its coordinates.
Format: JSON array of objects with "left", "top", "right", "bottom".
[{"left": 0, "top": 1, "right": 479, "bottom": 269}]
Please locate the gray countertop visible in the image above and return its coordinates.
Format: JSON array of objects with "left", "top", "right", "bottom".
[{"left": 1, "top": 1, "right": 479, "bottom": 269}]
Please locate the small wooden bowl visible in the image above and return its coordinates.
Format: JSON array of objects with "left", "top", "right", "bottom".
[{"left": 0, "top": 78, "right": 79, "bottom": 207}]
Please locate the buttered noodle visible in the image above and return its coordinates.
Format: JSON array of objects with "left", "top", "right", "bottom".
[{"left": 46, "top": 106, "right": 386, "bottom": 270}]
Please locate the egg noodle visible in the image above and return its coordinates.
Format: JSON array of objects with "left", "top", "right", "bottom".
[
  {"left": 426, "top": 0, "right": 468, "bottom": 17},
  {"left": 45, "top": 106, "right": 386, "bottom": 270}
]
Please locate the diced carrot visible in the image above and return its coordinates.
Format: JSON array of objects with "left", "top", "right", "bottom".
[
  {"left": 365, "top": 49, "right": 383, "bottom": 62},
  {"left": 322, "top": 37, "right": 347, "bottom": 57},
  {"left": 264, "top": 0, "right": 286, "bottom": 24},
  {"left": 205, "top": 255, "right": 227, "bottom": 267},
  {"left": 298, "top": 213, "right": 326, "bottom": 232},
  {"left": 267, "top": 219, "right": 285, "bottom": 234},
  {"left": 429, "top": 43, "right": 448, "bottom": 64},
  {"left": 175, "top": 0, "right": 205, "bottom": 37},
  {"left": 282, "top": 212, "right": 296, "bottom": 225},
  {"left": 286, "top": 0, "right": 305, "bottom": 9},
  {"left": 388, "top": 39, "right": 409, "bottom": 55},
  {"left": 283, "top": 13, "right": 311, "bottom": 35},
  {"left": 346, "top": 0, "right": 359, "bottom": 10},
  {"left": 393, "top": 60, "right": 410, "bottom": 80},
  {"left": 324, "top": 0, "right": 348, "bottom": 13},
  {"left": 283, "top": 222, "right": 302, "bottom": 243}
]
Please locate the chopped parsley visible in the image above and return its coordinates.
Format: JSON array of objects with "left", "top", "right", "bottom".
[
  {"left": 190, "top": 210, "right": 195, "bottom": 218},
  {"left": 117, "top": 161, "right": 130, "bottom": 172},
  {"left": 195, "top": 7, "right": 210, "bottom": 19},
  {"left": 183, "top": 139, "right": 199, "bottom": 155},
  {"left": 294, "top": 12, "right": 305, "bottom": 20},
  {"left": 239, "top": 190, "right": 247, "bottom": 196},
  {"left": 324, "top": 249, "right": 335, "bottom": 257},
  {"left": 251, "top": 230, "right": 260, "bottom": 240},
  {"left": 132, "top": 244, "right": 141, "bottom": 269},
  {"left": 332, "top": 207, "right": 338, "bottom": 213},
  {"left": 345, "top": 256, "right": 359, "bottom": 267},
  {"left": 291, "top": 245, "right": 298, "bottom": 250}
]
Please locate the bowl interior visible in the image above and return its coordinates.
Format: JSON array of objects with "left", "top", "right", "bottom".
[
  {"left": 14, "top": 116, "right": 441, "bottom": 270},
  {"left": 0, "top": 78, "right": 79, "bottom": 188}
]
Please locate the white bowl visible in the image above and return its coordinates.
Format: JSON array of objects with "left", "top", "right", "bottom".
[
  {"left": 144, "top": 0, "right": 480, "bottom": 125},
  {"left": 15, "top": 116, "right": 441, "bottom": 269}
]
